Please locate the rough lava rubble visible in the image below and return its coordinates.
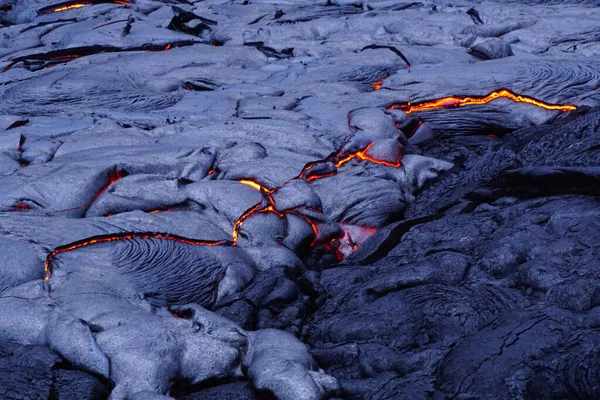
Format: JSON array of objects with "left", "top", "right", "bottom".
[{"left": 0, "top": 0, "right": 599, "bottom": 399}]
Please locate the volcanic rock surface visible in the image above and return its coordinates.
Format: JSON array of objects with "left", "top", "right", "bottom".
[{"left": 0, "top": 0, "right": 599, "bottom": 399}]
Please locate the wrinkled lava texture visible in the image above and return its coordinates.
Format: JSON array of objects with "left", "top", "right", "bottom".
[{"left": 1, "top": 0, "right": 599, "bottom": 399}]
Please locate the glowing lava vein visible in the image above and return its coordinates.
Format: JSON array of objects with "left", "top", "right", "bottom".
[
  {"left": 44, "top": 140, "right": 401, "bottom": 279},
  {"left": 38, "top": 0, "right": 132, "bottom": 15},
  {"left": 387, "top": 88, "right": 577, "bottom": 113},
  {"left": 44, "top": 233, "right": 229, "bottom": 280},
  {"left": 41, "top": 87, "right": 576, "bottom": 279}
]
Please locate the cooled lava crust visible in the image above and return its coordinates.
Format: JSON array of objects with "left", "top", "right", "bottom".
[{"left": 0, "top": 0, "right": 599, "bottom": 399}]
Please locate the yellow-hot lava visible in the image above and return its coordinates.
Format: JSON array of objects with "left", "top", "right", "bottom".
[
  {"left": 387, "top": 89, "right": 577, "bottom": 114},
  {"left": 238, "top": 180, "right": 266, "bottom": 192},
  {"left": 53, "top": 3, "right": 90, "bottom": 12}
]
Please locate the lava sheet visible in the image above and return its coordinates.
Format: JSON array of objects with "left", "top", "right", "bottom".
[{"left": 0, "top": 0, "right": 599, "bottom": 399}]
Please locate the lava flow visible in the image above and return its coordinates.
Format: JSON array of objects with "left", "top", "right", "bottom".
[
  {"left": 38, "top": 0, "right": 132, "bottom": 15},
  {"left": 43, "top": 139, "right": 408, "bottom": 281},
  {"left": 44, "top": 233, "right": 229, "bottom": 280},
  {"left": 3, "top": 43, "right": 195, "bottom": 72},
  {"left": 334, "top": 143, "right": 402, "bottom": 168},
  {"left": 232, "top": 138, "right": 401, "bottom": 246},
  {"left": 387, "top": 89, "right": 577, "bottom": 114},
  {"left": 92, "top": 169, "right": 127, "bottom": 203}
]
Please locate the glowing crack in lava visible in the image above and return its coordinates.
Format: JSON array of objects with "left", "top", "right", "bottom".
[
  {"left": 3, "top": 42, "right": 193, "bottom": 72},
  {"left": 53, "top": 3, "right": 90, "bottom": 12},
  {"left": 43, "top": 139, "right": 411, "bottom": 281},
  {"left": 92, "top": 169, "right": 127, "bottom": 203},
  {"left": 44, "top": 233, "right": 229, "bottom": 280},
  {"left": 232, "top": 141, "right": 402, "bottom": 245},
  {"left": 38, "top": 0, "right": 132, "bottom": 14},
  {"left": 334, "top": 143, "right": 402, "bottom": 168},
  {"left": 387, "top": 89, "right": 577, "bottom": 114},
  {"left": 25, "top": 169, "right": 127, "bottom": 216}
]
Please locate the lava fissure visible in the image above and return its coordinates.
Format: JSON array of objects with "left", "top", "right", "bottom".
[
  {"left": 44, "top": 232, "right": 230, "bottom": 280},
  {"left": 3, "top": 42, "right": 198, "bottom": 72},
  {"left": 361, "top": 45, "right": 411, "bottom": 68},
  {"left": 91, "top": 169, "right": 127, "bottom": 204},
  {"left": 387, "top": 88, "right": 577, "bottom": 114},
  {"left": 38, "top": 0, "right": 132, "bottom": 15},
  {"left": 44, "top": 137, "right": 407, "bottom": 279},
  {"left": 6, "top": 120, "right": 29, "bottom": 130}
]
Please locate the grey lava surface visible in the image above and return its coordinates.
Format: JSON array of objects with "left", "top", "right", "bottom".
[{"left": 0, "top": 0, "right": 599, "bottom": 399}]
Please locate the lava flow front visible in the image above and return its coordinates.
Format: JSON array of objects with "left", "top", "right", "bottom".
[{"left": 387, "top": 88, "right": 577, "bottom": 113}]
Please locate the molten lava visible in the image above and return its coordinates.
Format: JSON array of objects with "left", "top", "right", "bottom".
[
  {"left": 91, "top": 169, "right": 127, "bottom": 203},
  {"left": 238, "top": 180, "right": 266, "bottom": 192},
  {"left": 40, "top": 0, "right": 132, "bottom": 14},
  {"left": 387, "top": 89, "right": 577, "bottom": 114},
  {"left": 334, "top": 143, "right": 402, "bottom": 168},
  {"left": 4, "top": 43, "right": 194, "bottom": 72},
  {"left": 43, "top": 136, "right": 408, "bottom": 279},
  {"left": 373, "top": 79, "right": 383, "bottom": 91},
  {"left": 12, "top": 203, "right": 31, "bottom": 212},
  {"left": 44, "top": 233, "right": 229, "bottom": 280},
  {"left": 53, "top": 3, "right": 90, "bottom": 12},
  {"left": 232, "top": 203, "right": 262, "bottom": 244}
]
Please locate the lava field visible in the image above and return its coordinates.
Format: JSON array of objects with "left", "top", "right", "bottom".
[{"left": 0, "top": 0, "right": 599, "bottom": 399}]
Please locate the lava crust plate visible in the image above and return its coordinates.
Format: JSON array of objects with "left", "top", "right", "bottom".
[{"left": 0, "top": 0, "right": 599, "bottom": 399}]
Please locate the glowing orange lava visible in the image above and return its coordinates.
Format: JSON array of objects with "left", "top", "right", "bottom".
[
  {"left": 91, "top": 169, "right": 127, "bottom": 203},
  {"left": 42, "top": 136, "right": 406, "bottom": 276},
  {"left": 387, "top": 89, "right": 576, "bottom": 114},
  {"left": 53, "top": 3, "right": 90, "bottom": 12},
  {"left": 44, "top": 233, "right": 229, "bottom": 280},
  {"left": 232, "top": 203, "right": 262, "bottom": 244},
  {"left": 373, "top": 79, "right": 383, "bottom": 91},
  {"left": 50, "top": 0, "right": 132, "bottom": 13},
  {"left": 334, "top": 143, "right": 402, "bottom": 168},
  {"left": 238, "top": 179, "right": 266, "bottom": 192}
]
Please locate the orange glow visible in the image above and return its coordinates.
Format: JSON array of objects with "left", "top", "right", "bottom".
[
  {"left": 53, "top": 3, "right": 90, "bottom": 12},
  {"left": 373, "top": 79, "right": 383, "bottom": 90},
  {"left": 232, "top": 203, "right": 262, "bottom": 245},
  {"left": 387, "top": 89, "right": 576, "bottom": 114},
  {"left": 288, "top": 210, "right": 320, "bottom": 246},
  {"left": 44, "top": 233, "right": 229, "bottom": 280},
  {"left": 334, "top": 143, "right": 402, "bottom": 168},
  {"left": 260, "top": 205, "right": 285, "bottom": 218},
  {"left": 50, "top": 1, "right": 132, "bottom": 13},
  {"left": 148, "top": 208, "right": 173, "bottom": 214},
  {"left": 208, "top": 169, "right": 216, "bottom": 175},
  {"left": 17, "top": 135, "right": 25, "bottom": 152},
  {"left": 238, "top": 179, "right": 267, "bottom": 192},
  {"left": 164, "top": 44, "right": 172, "bottom": 51},
  {"left": 91, "top": 169, "right": 127, "bottom": 203},
  {"left": 12, "top": 203, "right": 31, "bottom": 211},
  {"left": 43, "top": 127, "right": 404, "bottom": 270},
  {"left": 306, "top": 172, "right": 337, "bottom": 182}
]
